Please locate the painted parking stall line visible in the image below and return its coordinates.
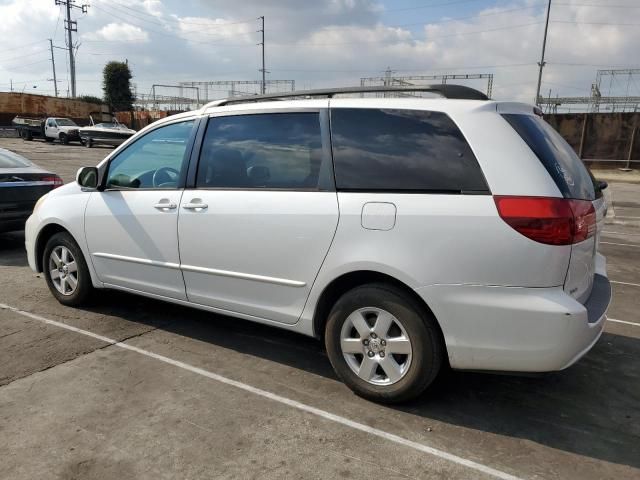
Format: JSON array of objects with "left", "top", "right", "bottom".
[
  {"left": 610, "top": 280, "right": 640, "bottom": 288},
  {"left": 0, "top": 302, "right": 522, "bottom": 480},
  {"left": 608, "top": 318, "right": 640, "bottom": 327},
  {"left": 601, "top": 241, "right": 640, "bottom": 248}
]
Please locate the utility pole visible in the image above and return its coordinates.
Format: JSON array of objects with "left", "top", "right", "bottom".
[
  {"left": 48, "top": 39, "right": 58, "bottom": 97},
  {"left": 535, "top": 0, "right": 552, "bottom": 105},
  {"left": 258, "top": 16, "right": 266, "bottom": 94},
  {"left": 55, "top": 0, "right": 88, "bottom": 98}
]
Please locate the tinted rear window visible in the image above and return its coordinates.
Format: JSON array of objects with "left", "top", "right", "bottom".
[
  {"left": 330, "top": 108, "right": 488, "bottom": 193},
  {"left": 502, "top": 114, "right": 595, "bottom": 200},
  {"left": 0, "top": 150, "right": 31, "bottom": 168}
]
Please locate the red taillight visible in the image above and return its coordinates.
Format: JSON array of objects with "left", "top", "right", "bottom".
[
  {"left": 43, "top": 176, "right": 64, "bottom": 189},
  {"left": 494, "top": 196, "right": 596, "bottom": 246}
]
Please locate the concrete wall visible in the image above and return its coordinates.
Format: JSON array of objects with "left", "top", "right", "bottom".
[
  {"left": 546, "top": 112, "right": 639, "bottom": 162},
  {"left": 0, "top": 92, "right": 109, "bottom": 126}
]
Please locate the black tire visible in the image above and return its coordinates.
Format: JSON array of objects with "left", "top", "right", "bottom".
[
  {"left": 24, "top": 131, "right": 33, "bottom": 141},
  {"left": 59, "top": 133, "right": 68, "bottom": 145},
  {"left": 43, "top": 232, "right": 93, "bottom": 306},
  {"left": 45, "top": 136, "right": 54, "bottom": 143},
  {"left": 325, "top": 283, "right": 443, "bottom": 404},
  {"left": 85, "top": 138, "right": 93, "bottom": 148}
]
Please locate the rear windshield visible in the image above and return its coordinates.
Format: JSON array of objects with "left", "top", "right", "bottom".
[
  {"left": 502, "top": 114, "right": 594, "bottom": 200},
  {"left": 0, "top": 150, "right": 31, "bottom": 168}
]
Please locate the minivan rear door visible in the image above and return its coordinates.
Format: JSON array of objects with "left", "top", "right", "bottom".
[{"left": 499, "top": 106, "right": 599, "bottom": 303}]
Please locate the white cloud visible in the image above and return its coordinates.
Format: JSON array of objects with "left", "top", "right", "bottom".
[{"left": 90, "top": 22, "right": 150, "bottom": 43}]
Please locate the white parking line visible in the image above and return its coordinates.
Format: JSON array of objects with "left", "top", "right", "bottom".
[
  {"left": 610, "top": 280, "right": 640, "bottom": 288},
  {"left": 601, "top": 242, "right": 640, "bottom": 248},
  {"left": 608, "top": 318, "right": 640, "bottom": 327},
  {"left": 603, "top": 231, "right": 640, "bottom": 237},
  {"left": 0, "top": 302, "right": 522, "bottom": 480}
]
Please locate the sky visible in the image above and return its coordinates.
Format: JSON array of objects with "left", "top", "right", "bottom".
[{"left": 0, "top": 0, "right": 639, "bottom": 109}]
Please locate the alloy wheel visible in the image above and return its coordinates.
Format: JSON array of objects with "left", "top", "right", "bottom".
[
  {"left": 48, "top": 245, "right": 78, "bottom": 296},
  {"left": 340, "top": 307, "right": 413, "bottom": 385}
]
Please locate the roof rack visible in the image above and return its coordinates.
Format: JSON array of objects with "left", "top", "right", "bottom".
[{"left": 202, "top": 84, "right": 489, "bottom": 109}]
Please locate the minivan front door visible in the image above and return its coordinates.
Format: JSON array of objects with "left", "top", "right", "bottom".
[
  {"left": 178, "top": 110, "right": 338, "bottom": 324},
  {"left": 85, "top": 119, "right": 196, "bottom": 300}
]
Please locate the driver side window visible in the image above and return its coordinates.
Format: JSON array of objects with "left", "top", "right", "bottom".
[{"left": 105, "top": 120, "right": 195, "bottom": 189}]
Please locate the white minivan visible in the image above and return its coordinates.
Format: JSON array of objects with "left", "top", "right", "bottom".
[{"left": 25, "top": 86, "right": 611, "bottom": 403}]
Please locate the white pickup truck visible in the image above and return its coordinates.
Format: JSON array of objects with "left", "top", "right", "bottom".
[
  {"left": 13, "top": 117, "right": 81, "bottom": 144},
  {"left": 43, "top": 117, "right": 81, "bottom": 144}
]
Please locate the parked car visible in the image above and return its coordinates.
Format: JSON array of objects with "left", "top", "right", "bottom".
[
  {"left": 24, "top": 86, "right": 612, "bottom": 403},
  {"left": 12, "top": 116, "right": 81, "bottom": 144},
  {"left": 0, "top": 148, "right": 63, "bottom": 233}
]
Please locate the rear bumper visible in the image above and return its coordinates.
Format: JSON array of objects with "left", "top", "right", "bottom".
[{"left": 415, "top": 274, "right": 611, "bottom": 372}]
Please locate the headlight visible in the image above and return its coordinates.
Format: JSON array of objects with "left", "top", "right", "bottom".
[{"left": 34, "top": 193, "right": 49, "bottom": 211}]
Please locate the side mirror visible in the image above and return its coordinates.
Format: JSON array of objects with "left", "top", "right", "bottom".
[
  {"left": 76, "top": 166, "right": 98, "bottom": 189},
  {"left": 598, "top": 180, "right": 608, "bottom": 191}
]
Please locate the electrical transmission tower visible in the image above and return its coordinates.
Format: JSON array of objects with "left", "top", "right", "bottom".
[
  {"left": 54, "top": 0, "right": 88, "bottom": 98},
  {"left": 361, "top": 70, "right": 494, "bottom": 98},
  {"left": 538, "top": 69, "right": 640, "bottom": 113}
]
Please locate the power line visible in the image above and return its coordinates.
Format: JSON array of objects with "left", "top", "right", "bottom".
[
  {"left": 98, "top": 1, "right": 254, "bottom": 38},
  {"left": 90, "top": 4, "right": 255, "bottom": 46},
  {"left": 552, "top": 20, "right": 640, "bottom": 26},
  {"left": 105, "top": 0, "right": 256, "bottom": 27},
  {"left": 384, "top": 0, "right": 484, "bottom": 13},
  {"left": 282, "top": 21, "right": 544, "bottom": 46},
  {"left": 0, "top": 48, "right": 49, "bottom": 63},
  {"left": 0, "top": 40, "right": 49, "bottom": 55},
  {"left": 555, "top": 2, "right": 640, "bottom": 8}
]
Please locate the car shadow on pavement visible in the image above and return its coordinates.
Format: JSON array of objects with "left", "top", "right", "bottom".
[
  {"left": 78, "top": 288, "right": 640, "bottom": 472},
  {"left": 0, "top": 232, "right": 28, "bottom": 267}
]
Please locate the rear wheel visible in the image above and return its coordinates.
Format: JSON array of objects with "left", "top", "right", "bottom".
[
  {"left": 325, "top": 283, "right": 443, "bottom": 403},
  {"left": 43, "top": 232, "right": 93, "bottom": 306}
]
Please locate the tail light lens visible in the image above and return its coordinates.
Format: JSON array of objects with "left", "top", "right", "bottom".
[
  {"left": 494, "top": 196, "right": 596, "bottom": 246},
  {"left": 43, "top": 176, "right": 64, "bottom": 189}
]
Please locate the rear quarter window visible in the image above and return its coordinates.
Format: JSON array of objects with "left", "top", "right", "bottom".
[
  {"left": 330, "top": 108, "right": 489, "bottom": 193},
  {"left": 502, "top": 114, "right": 595, "bottom": 201}
]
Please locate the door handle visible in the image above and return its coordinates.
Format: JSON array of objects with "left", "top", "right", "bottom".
[
  {"left": 182, "top": 202, "right": 208, "bottom": 210},
  {"left": 154, "top": 202, "right": 177, "bottom": 210}
]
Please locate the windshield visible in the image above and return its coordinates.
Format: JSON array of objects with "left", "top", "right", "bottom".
[
  {"left": 96, "top": 123, "right": 118, "bottom": 129},
  {"left": 0, "top": 149, "right": 32, "bottom": 168},
  {"left": 55, "top": 118, "right": 78, "bottom": 126}
]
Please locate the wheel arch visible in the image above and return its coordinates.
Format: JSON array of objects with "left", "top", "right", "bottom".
[
  {"left": 312, "top": 270, "right": 447, "bottom": 354},
  {"left": 34, "top": 223, "right": 72, "bottom": 272}
]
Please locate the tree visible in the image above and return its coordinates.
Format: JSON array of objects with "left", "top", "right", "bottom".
[
  {"left": 77, "top": 95, "right": 104, "bottom": 105},
  {"left": 102, "top": 61, "right": 134, "bottom": 112}
]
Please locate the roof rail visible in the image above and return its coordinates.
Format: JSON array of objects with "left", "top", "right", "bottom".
[{"left": 201, "top": 84, "right": 489, "bottom": 110}]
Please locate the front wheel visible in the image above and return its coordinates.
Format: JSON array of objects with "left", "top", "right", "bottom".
[
  {"left": 43, "top": 232, "right": 94, "bottom": 306},
  {"left": 325, "top": 283, "right": 443, "bottom": 403},
  {"left": 59, "top": 133, "right": 68, "bottom": 145}
]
